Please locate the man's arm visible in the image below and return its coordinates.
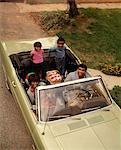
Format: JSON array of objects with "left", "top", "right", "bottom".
[
  {"left": 64, "top": 73, "right": 72, "bottom": 82},
  {"left": 48, "top": 47, "right": 56, "bottom": 57},
  {"left": 49, "top": 47, "right": 56, "bottom": 52}
]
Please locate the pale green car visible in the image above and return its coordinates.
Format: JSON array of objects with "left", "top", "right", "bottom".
[{"left": 0, "top": 36, "right": 121, "bottom": 150}]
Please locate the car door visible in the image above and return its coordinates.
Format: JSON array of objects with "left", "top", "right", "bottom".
[{"left": 0, "top": 42, "right": 37, "bottom": 132}]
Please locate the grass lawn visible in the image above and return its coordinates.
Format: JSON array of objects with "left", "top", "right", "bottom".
[{"left": 31, "top": 8, "right": 121, "bottom": 71}]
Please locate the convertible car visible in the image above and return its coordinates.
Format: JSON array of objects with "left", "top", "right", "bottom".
[{"left": 0, "top": 36, "right": 121, "bottom": 150}]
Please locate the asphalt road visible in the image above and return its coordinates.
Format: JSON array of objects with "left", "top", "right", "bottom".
[
  {"left": 0, "top": 58, "right": 34, "bottom": 149},
  {"left": 0, "top": 2, "right": 47, "bottom": 150}
]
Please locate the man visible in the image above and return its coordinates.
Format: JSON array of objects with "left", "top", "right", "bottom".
[
  {"left": 49, "top": 37, "right": 66, "bottom": 76},
  {"left": 64, "top": 63, "right": 88, "bottom": 82}
]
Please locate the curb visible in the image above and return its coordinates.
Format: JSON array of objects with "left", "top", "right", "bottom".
[{"left": 16, "top": 3, "right": 121, "bottom": 13}]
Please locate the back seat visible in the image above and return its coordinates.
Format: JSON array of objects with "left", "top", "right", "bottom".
[
  {"left": 10, "top": 50, "right": 57, "bottom": 80},
  {"left": 10, "top": 49, "right": 79, "bottom": 81}
]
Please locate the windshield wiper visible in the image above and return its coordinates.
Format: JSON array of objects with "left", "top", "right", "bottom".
[
  {"left": 81, "top": 106, "right": 100, "bottom": 113},
  {"left": 49, "top": 115, "right": 70, "bottom": 119}
]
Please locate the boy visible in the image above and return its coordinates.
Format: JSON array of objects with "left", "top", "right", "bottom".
[{"left": 49, "top": 37, "right": 66, "bottom": 77}]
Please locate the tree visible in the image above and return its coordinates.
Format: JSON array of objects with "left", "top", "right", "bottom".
[{"left": 67, "top": 0, "right": 79, "bottom": 18}]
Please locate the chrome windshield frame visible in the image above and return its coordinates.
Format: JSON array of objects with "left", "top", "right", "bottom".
[{"left": 36, "top": 76, "right": 112, "bottom": 122}]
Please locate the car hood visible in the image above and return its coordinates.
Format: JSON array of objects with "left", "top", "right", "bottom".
[{"left": 49, "top": 107, "right": 121, "bottom": 150}]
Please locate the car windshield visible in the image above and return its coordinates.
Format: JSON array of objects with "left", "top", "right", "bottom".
[{"left": 36, "top": 77, "right": 112, "bottom": 122}]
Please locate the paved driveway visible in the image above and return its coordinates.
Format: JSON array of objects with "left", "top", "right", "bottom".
[
  {"left": 0, "top": 2, "right": 48, "bottom": 149},
  {"left": 0, "top": 2, "right": 48, "bottom": 40}
]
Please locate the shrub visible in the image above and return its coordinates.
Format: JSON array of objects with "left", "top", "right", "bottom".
[
  {"left": 40, "top": 11, "right": 70, "bottom": 30},
  {"left": 110, "top": 86, "right": 121, "bottom": 108},
  {"left": 101, "top": 63, "right": 121, "bottom": 76}
]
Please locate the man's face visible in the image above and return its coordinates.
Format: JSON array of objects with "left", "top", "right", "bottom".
[
  {"left": 77, "top": 67, "right": 86, "bottom": 78},
  {"left": 57, "top": 41, "right": 64, "bottom": 48}
]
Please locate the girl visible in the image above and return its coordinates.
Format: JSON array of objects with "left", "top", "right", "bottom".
[{"left": 31, "top": 42, "right": 44, "bottom": 78}]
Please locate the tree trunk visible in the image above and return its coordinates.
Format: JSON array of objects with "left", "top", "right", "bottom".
[{"left": 67, "top": 0, "right": 79, "bottom": 18}]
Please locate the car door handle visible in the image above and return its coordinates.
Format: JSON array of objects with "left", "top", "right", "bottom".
[{"left": 11, "top": 81, "right": 17, "bottom": 88}]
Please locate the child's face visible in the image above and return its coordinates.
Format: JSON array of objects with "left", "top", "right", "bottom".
[
  {"left": 35, "top": 46, "right": 41, "bottom": 51},
  {"left": 57, "top": 41, "right": 64, "bottom": 48},
  {"left": 31, "top": 81, "right": 39, "bottom": 89}
]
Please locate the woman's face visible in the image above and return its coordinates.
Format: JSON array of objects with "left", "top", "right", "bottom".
[{"left": 46, "top": 70, "right": 62, "bottom": 84}]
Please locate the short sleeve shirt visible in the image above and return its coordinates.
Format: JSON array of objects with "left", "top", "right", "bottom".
[{"left": 31, "top": 49, "right": 44, "bottom": 64}]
